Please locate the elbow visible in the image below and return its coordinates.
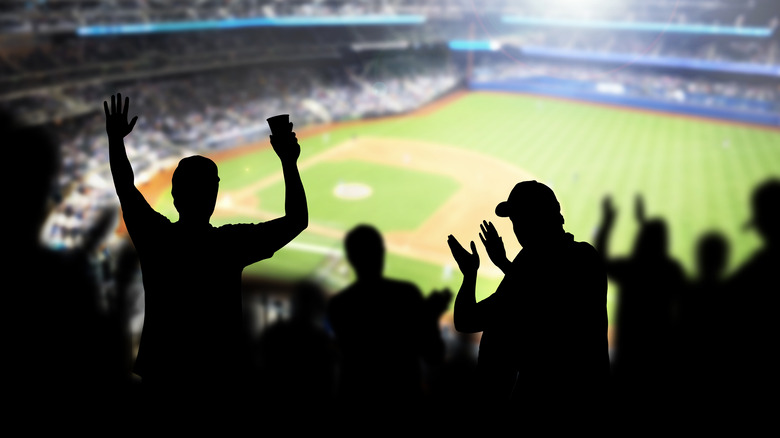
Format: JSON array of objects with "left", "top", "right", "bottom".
[
  {"left": 286, "top": 217, "right": 308, "bottom": 239},
  {"left": 294, "top": 215, "right": 308, "bottom": 233}
]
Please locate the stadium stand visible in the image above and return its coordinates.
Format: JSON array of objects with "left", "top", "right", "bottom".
[{"left": 2, "top": 1, "right": 778, "bottom": 410}]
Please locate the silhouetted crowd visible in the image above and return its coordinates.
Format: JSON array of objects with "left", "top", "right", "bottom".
[{"left": 3, "top": 93, "right": 778, "bottom": 423}]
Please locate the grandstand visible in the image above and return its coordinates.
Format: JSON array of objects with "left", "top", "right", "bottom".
[{"left": 3, "top": 0, "right": 779, "bottom": 373}]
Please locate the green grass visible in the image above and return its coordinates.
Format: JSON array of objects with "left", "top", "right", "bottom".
[
  {"left": 255, "top": 160, "right": 461, "bottom": 232},
  {"left": 154, "top": 92, "right": 780, "bottom": 323}
]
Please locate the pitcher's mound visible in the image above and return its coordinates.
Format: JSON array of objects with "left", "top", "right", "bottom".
[{"left": 333, "top": 182, "right": 373, "bottom": 200}]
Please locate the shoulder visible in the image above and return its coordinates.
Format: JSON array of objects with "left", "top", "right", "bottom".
[
  {"left": 384, "top": 278, "right": 423, "bottom": 296},
  {"left": 567, "top": 239, "right": 603, "bottom": 265},
  {"left": 327, "top": 286, "right": 355, "bottom": 311},
  {"left": 571, "top": 239, "right": 599, "bottom": 256}
]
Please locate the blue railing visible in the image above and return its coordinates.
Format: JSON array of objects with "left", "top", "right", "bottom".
[
  {"left": 470, "top": 77, "right": 780, "bottom": 127},
  {"left": 501, "top": 16, "right": 774, "bottom": 37},
  {"left": 77, "top": 15, "right": 427, "bottom": 36}
]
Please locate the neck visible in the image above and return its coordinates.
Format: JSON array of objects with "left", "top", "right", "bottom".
[
  {"left": 177, "top": 215, "right": 210, "bottom": 227},
  {"left": 356, "top": 272, "right": 382, "bottom": 283},
  {"left": 522, "top": 229, "right": 565, "bottom": 249}
]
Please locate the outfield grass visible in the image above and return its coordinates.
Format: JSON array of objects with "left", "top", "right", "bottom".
[{"left": 154, "top": 92, "right": 780, "bottom": 323}]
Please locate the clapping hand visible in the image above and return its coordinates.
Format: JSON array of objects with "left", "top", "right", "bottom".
[
  {"left": 447, "top": 235, "right": 479, "bottom": 276},
  {"left": 103, "top": 93, "right": 137, "bottom": 140},
  {"left": 479, "top": 220, "right": 509, "bottom": 272}
]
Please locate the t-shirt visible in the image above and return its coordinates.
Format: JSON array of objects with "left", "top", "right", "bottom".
[
  {"left": 123, "top": 204, "right": 274, "bottom": 387},
  {"left": 476, "top": 233, "right": 609, "bottom": 401},
  {"left": 327, "top": 278, "right": 443, "bottom": 400}
]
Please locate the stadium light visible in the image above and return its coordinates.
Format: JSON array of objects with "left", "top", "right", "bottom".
[{"left": 448, "top": 40, "right": 501, "bottom": 51}]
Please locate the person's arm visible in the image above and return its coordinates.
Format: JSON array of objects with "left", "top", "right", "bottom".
[
  {"left": 104, "top": 94, "right": 148, "bottom": 211},
  {"left": 594, "top": 195, "right": 630, "bottom": 281},
  {"left": 594, "top": 195, "right": 616, "bottom": 259},
  {"left": 258, "top": 126, "right": 308, "bottom": 252},
  {"left": 447, "top": 234, "right": 483, "bottom": 333}
]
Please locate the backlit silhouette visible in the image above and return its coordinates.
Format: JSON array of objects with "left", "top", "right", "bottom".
[
  {"left": 724, "top": 179, "right": 780, "bottom": 400},
  {"left": 448, "top": 180, "right": 609, "bottom": 406},
  {"left": 595, "top": 194, "right": 685, "bottom": 403},
  {"left": 105, "top": 94, "right": 308, "bottom": 400},
  {"left": 327, "top": 224, "right": 449, "bottom": 404}
]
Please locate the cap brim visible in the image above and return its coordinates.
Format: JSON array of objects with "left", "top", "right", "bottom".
[{"left": 495, "top": 202, "right": 511, "bottom": 217}]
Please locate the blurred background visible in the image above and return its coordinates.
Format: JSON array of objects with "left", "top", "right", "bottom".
[{"left": 3, "top": 0, "right": 778, "bottom": 391}]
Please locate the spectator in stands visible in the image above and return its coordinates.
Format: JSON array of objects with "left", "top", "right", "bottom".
[
  {"left": 678, "top": 231, "right": 730, "bottom": 403},
  {"left": 595, "top": 194, "right": 686, "bottom": 406},
  {"left": 254, "top": 280, "right": 338, "bottom": 404},
  {"left": 723, "top": 179, "right": 780, "bottom": 403},
  {"left": 3, "top": 108, "right": 131, "bottom": 408},
  {"left": 448, "top": 181, "right": 609, "bottom": 408},
  {"left": 105, "top": 93, "right": 308, "bottom": 404},
  {"left": 327, "top": 224, "right": 450, "bottom": 405}
]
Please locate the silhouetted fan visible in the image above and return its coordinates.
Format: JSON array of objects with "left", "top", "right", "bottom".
[
  {"left": 104, "top": 94, "right": 308, "bottom": 402},
  {"left": 327, "top": 224, "right": 450, "bottom": 404},
  {"left": 448, "top": 180, "right": 609, "bottom": 408},
  {"left": 723, "top": 178, "right": 780, "bottom": 403},
  {"left": 678, "top": 231, "right": 730, "bottom": 402},
  {"left": 595, "top": 194, "right": 685, "bottom": 404},
  {"left": 254, "top": 280, "right": 338, "bottom": 403},
  {"left": 3, "top": 108, "right": 133, "bottom": 408}
]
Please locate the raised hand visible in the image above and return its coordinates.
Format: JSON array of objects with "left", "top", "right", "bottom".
[
  {"left": 634, "top": 194, "right": 646, "bottom": 224},
  {"left": 479, "top": 220, "right": 509, "bottom": 271},
  {"left": 270, "top": 123, "right": 301, "bottom": 164},
  {"left": 602, "top": 195, "right": 616, "bottom": 225},
  {"left": 447, "top": 234, "right": 479, "bottom": 276},
  {"left": 104, "top": 93, "right": 138, "bottom": 140}
]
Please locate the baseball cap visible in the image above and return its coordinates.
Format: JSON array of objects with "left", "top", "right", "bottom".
[{"left": 495, "top": 180, "right": 562, "bottom": 221}]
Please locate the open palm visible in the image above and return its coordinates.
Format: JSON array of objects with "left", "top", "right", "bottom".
[
  {"left": 447, "top": 235, "right": 479, "bottom": 275},
  {"left": 104, "top": 93, "right": 138, "bottom": 140}
]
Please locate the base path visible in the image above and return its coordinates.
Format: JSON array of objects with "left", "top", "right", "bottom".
[{"left": 217, "top": 136, "right": 538, "bottom": 277}]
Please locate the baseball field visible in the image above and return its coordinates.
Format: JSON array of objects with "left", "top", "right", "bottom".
[{"left": 144, "top": 90, "right": 780, "bottom": 326}]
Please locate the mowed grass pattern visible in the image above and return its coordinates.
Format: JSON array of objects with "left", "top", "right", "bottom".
[
  {"left": 154, "top": 92, "right": 780, "bottom": 321},
  {"left": 341, "top": 92, "right": 778, "bottom": 274},
  {"left": 255, "top": 160, "right": 461, "bottom": 232}
]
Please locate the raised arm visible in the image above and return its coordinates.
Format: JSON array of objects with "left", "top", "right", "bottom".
[
  {"left": 594, "top": 195, "right": 616, "bottom": 258},
  {"left": 260, "top": 126, "right": 309, "bottom": 252},
  {"left": 104, "top": 94, "right": 144, "bottom": 206},
  {"left": 448, "top": 234, "right": 483, "bottom": 333}
]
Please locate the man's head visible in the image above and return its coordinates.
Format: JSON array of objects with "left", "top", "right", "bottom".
[
  {"left": 344, "top": 224, "right": 385, "bottom": 280},
  {"left": 696, "top": 232, "right": 729, "bottom": 282},
  {"left": 633, "top": 218, "right": 669, "bottom": 259},
  {"left": 495, "top": 181, "right": 564, "bottom": 247},
  {"left": 746, "top": 178, "right": 780, "bottom": 245},
  {"left": 171, "top": 155, "right": 220, "bottom": 222}
]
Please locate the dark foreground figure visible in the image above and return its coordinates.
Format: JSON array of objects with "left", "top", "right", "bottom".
[
  {"left": 105, "top": 94, "right": 307, "bottom": 404},
  {"left": 327, "top": 224, "right": 449, "bottom": 405},
  {"left": 448, "top": 181, "right": 609, "bottom": 409}
]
